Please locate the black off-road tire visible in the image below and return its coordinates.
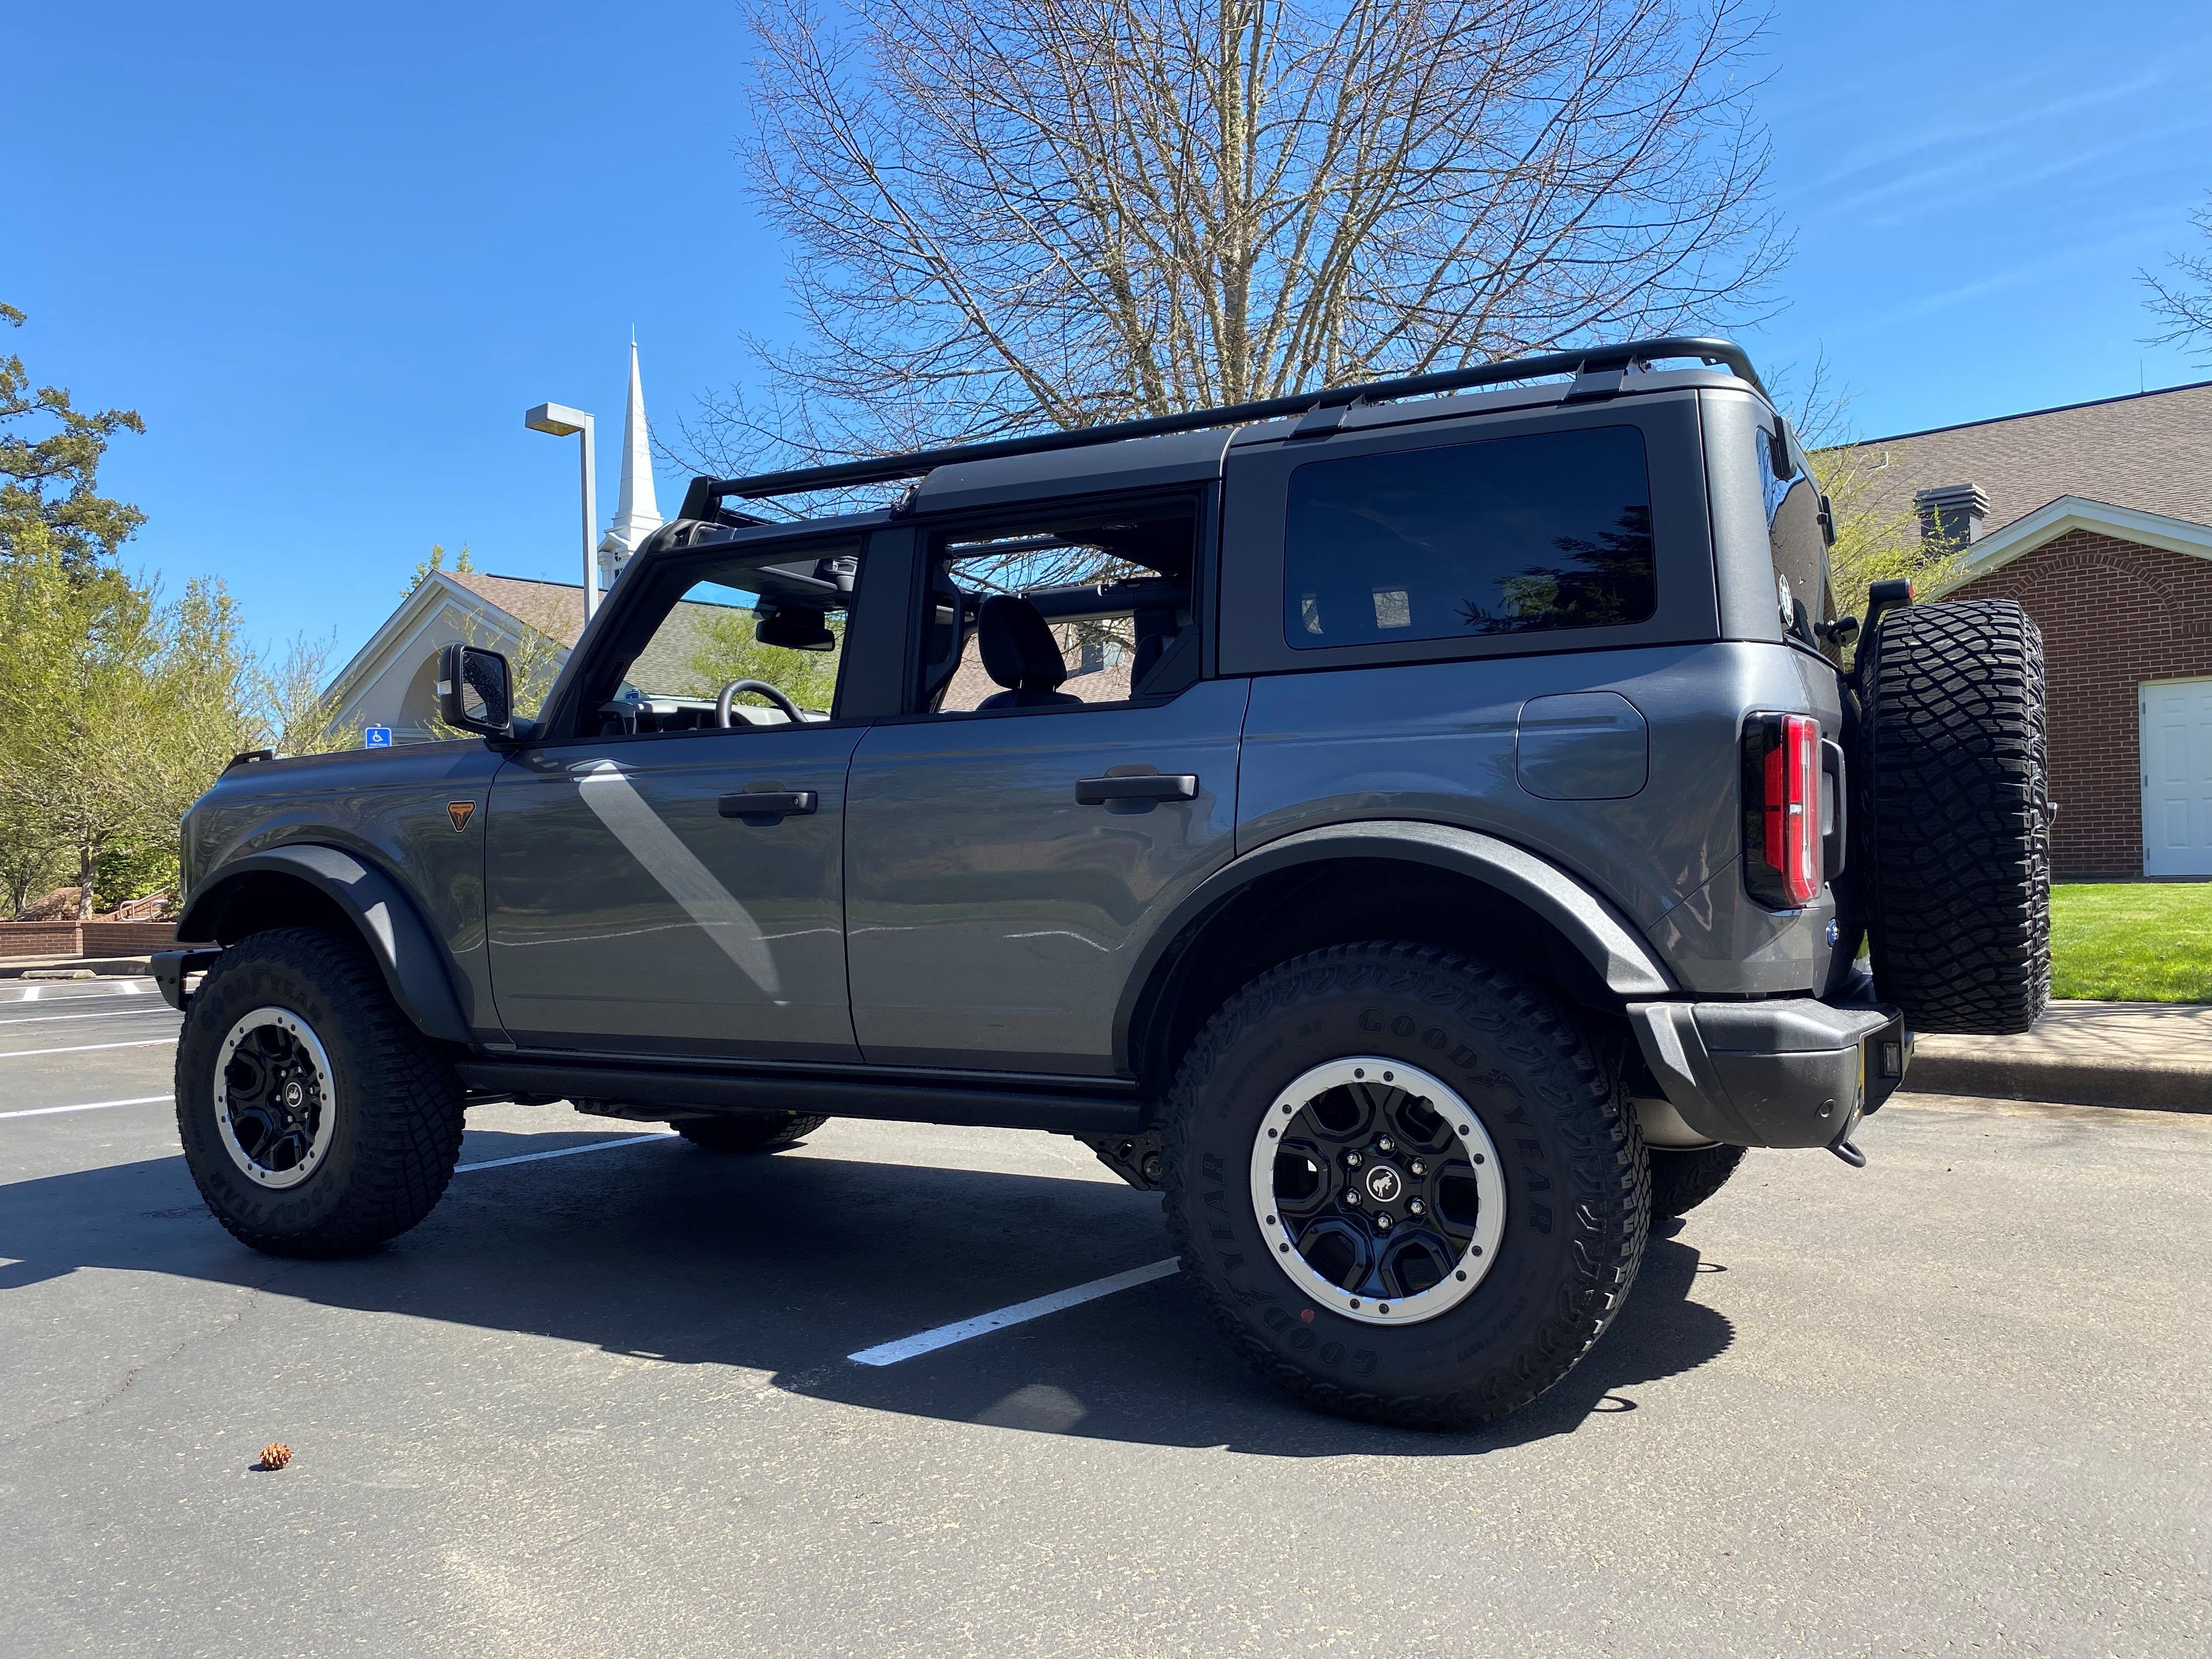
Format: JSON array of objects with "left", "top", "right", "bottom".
[
  {"left": 175, "top": 928, "right": 465, "bottom": 1259},
  {"left": 1647, "top": 1144, "right": 1746, "bottom": 1220},
  {"left": 1859, "top": 599, "right": 2051, "bottom": 1035},
  {"left": 671, "top": 1112, "right": 826, "bottom": 1153},
  {"left": 1163, "top": 941, "right": 1649, "bottom": 1432}
]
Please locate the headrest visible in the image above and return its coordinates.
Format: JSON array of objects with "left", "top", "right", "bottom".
[{"left": 975, "top": 596, "right": 1068, "bottom": 691}]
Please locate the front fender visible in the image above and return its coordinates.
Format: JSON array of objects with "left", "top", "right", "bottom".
[{"left": 174, "top": 844, "right": 472, "bottom": 1045}]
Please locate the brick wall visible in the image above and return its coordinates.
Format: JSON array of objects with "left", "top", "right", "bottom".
[
  {"left": 1950, "top": 528, "right": 2212, "bottom": 880},
  {"left": 0, "top": 919, "right": 181, "bottom": 959}
]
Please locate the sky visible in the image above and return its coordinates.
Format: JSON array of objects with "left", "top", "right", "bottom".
[{"left": 3, "top": 1, "right": 2209, "bottom": 667}]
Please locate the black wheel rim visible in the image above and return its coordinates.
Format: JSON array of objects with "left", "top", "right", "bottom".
[
  {"left": 215, "top": 1007, "right": 336, "bottom": 1189},
  {"left": 1250, "top": 1058, "right": 1506, "bottom": 1325}
]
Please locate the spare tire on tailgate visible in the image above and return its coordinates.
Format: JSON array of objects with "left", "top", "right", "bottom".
[{"left": 1857, "top": 597, "right": 2051, "bottom": 1035}]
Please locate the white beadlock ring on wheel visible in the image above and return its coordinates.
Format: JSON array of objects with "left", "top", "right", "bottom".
[
  {"left": 215, "top": 1006, "right": 338, "bottom": 1190},
  {"left": 1249, "top": 1056, "right": 1507, "bottom": 1327}
]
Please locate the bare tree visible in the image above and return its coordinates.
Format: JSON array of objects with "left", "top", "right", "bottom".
[
  {"left": 2141, "top": 192, "right": 2212, "bottom": 363},
  {"left": 694, "top": 0, "right": 1785, "bottom": 478}
]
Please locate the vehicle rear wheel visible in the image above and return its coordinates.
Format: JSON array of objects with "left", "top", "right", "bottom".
[
  {"left": 1163, "top": 941, "right": 1649, "bottom": 1431},
  {"left": 175, "top": 928, "right": 465, "bottom": 1259},
  {"left": 670, "top": 1112, "right": 826, "bottom": 1154},
  {"left": 1647, "top": 1144, "right": 1746, "bottom": 1220},
  {"left": 1858, "top": 598, "right": 2051, "bottom": 1035}
]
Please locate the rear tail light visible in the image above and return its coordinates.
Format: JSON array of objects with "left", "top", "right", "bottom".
[{"left": 1742, "top": 713, "right": 1821, "bottom": 907}]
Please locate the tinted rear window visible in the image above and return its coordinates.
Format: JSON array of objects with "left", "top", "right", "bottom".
[{"left": 1284, "top": 425, "right": 1655, "bottom": 650}]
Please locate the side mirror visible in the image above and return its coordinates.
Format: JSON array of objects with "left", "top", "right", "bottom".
[
  {"left": 755, "top": 605, "right": 836, "bottom": 652},
  {"left": 436, "top": 642, "right": 513, "bottom": 737}
]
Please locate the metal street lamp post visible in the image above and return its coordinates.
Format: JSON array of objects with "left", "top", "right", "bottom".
[{"left": 523, "top": 402, "right": 600, "bottom": 621}]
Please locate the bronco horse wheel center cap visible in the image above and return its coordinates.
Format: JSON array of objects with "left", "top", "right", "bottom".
[
  {"left": 283, "top": 1081, "right": 304, "bottom": 1110},
  {"left": 1252, "top": 1057, "right": 1509, "bottom": 1328}
]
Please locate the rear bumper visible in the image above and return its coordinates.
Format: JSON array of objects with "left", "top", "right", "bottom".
[
  {"left": 1627, "top": 991, "right": 1910, "bottom": 1150},
  {"left": 152, "top": 947, "right": 222, "bottom": 1012}
]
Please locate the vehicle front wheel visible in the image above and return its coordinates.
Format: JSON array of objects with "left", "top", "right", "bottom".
[
  {"left": 670, "top": 1111, "right": 826, "bottom": 1154},
  {"left": 1163, "top": 941, "right": 1649, "bottom": 1431},
  {"left": 175, "top": 928, "right": 465, "bottom": 1259}
]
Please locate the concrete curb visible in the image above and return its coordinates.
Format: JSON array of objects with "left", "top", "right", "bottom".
[
  {"left": 0, "top": 956, "right": 155, "bottom": 980},
  {"left": 1905, "top": 1052, "right": 2212, "bottom": 1114}
]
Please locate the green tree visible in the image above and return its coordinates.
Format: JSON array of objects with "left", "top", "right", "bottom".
[
  {"left": 0, "top": 304, "right": 148, "bottom": 572},
  {"left": 1777, "top": 355, "right": 1963, "bottom": 648},
  {"left": 687, "top": 608, "right": 842, "bottom": 712},
  {"left": 403, "top": 539, "right": 477, "bottom": 597},
  {"left": 0, "top": 549, "right": 256, "bottom": 917},
  {"left": 0, "top": 831, "right": 63, "bottom": 919},
  {"left": 1810, "top": 441, "right": 1964, "bottom": 619}
]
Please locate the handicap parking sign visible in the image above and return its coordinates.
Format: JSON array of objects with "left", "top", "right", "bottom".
[{"left": 363, "top": 726, "right": 393, "bottom": 748}]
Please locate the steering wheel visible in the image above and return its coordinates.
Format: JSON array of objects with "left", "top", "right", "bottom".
[{"left": 714, "top": 678, "right": 806, "bottom": 729}]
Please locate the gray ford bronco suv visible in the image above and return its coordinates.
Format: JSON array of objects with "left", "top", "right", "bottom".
[{"left": 161, "top": 337, "right": 2050, "bottom": 1430}]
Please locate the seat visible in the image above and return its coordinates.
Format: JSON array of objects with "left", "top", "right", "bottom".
[
  {"left": 974, "top": 596, "right": 1085, "bottom": 709},
  {"left": 1130, "top": 606, "right": 1181, "bottom": 687}
]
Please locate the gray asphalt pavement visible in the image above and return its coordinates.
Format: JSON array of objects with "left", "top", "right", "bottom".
[{"left": 2, "top": 980, "right": 2207, "bottom": 1657}]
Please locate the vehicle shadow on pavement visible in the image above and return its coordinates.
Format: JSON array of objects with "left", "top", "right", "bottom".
[{"left": 0, "top": 1135, "right": 1733, "bottom": 1458}]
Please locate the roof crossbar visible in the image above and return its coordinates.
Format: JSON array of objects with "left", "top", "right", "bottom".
[{"left": 683, "top": 336, "right": 1761, "bottom": 510}]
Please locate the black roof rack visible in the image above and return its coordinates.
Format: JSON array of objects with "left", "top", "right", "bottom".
[{"left": 681, "top": 336, "right": 1761, "bottom": 512}]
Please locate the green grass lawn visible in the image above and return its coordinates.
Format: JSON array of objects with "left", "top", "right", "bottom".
[{"left": 2051, "top": 883, "right": 2212, "bottom": 1002}]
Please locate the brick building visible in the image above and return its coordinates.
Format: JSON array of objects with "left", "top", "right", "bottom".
[{"left": 1843, "top": 381, "right": 2212, "bottom": 880}]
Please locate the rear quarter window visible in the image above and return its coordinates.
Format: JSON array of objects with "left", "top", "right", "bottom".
[
  {"left": 1756, "top": 426, "right": 1834, "bottom": 650},
  {"left": 1283, "top": 425, "right": 1654, "bottom": 650}
]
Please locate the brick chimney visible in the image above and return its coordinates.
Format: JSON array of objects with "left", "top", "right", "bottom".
[{"left": 1915, "top": 483, "right": 1991, "bottom": 548}]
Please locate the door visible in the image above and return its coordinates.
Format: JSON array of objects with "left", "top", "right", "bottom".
[
  {"left": 2140, "top": 676, "right": 2212, "bottom": 877},
  {"left": 844, "top": 682, "right": 1246, "bottom": 1073},
  {"left": 841, "top": 490, "right": 1245, "bottom": 1075},
  {"left": 484, "top": 532, "right": 877, "bottom": 1061},
  {"left": 487, "top": 727, "right": 864, "bottom": 1058}
]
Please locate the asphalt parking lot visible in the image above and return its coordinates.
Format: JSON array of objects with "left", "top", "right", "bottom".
[{"left": 2, "top": 979, "right": 2208, "bottom": 1657}]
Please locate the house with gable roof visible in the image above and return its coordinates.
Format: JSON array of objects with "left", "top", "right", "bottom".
[{"left": 318, "top": 567, "right": 594, "bottom": 743}]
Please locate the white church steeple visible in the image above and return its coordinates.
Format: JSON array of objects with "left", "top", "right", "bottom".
[{"left": 597, "top": 337, "right": 663, "bottom": 584}]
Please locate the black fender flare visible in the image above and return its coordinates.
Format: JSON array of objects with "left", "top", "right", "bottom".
[
  {"left": 1115, "top": 819, "right": 1675, "bottom": 1073},
  {"left": 174, "top": 844, "right": 472, "bottom": 1045}
]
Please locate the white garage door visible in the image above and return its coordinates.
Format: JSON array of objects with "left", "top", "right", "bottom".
[{"left": 2140, "top": 677, "right": 2212, "bottom": 876}]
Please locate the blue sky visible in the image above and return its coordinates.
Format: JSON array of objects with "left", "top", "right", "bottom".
[{"left": 3, "top": 1, "right": 2208, "bottom": 664}]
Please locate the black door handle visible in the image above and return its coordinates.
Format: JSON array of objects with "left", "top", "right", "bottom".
[
  {"left": 1075, "top": 774, "right": 1199, "bottom": 805},
  {"left": 719, "top": 789, "right": 818, "bottom": 820}
]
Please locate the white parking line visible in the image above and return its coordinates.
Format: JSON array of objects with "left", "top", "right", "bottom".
[
  {"left": 3, "top": 1107, "right": 1163, "bottom": 1371},
  {"left": 455, "top": 1130, "right": 678, "bottom": 1173},
  {"left": 0, "top": 1038, "right": 176, "bottom": 1060},
  {"left": 849, "top": 1257, "right": 1182, "bottom": 1367},
  {"left": 0, "top": 980, "right": 156, "bottom": 1007},
  {"left": 0, "top": 1008, "right": 182, "bottom": 1029},
  {"left": 0, "top": 1093, "right": 172, "bottom": 1122},
  {"left": 0, "top": 1101, "right": 680, "bottom": 1164}
]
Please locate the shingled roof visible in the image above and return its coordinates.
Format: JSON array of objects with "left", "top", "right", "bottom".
[
  {"left": 447, "top": 571, "right": 591, "bottom": 648},
  {"left": 1841, "top": 380, "right": 2212, "bottom": 535}
]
